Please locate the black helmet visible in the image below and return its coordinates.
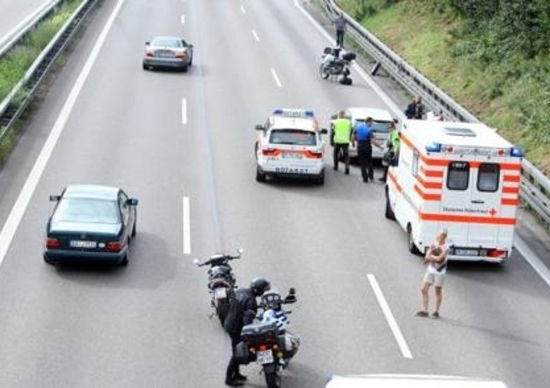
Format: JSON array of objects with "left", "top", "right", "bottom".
[{"left": 250, "top": 277, "right": 271, "bottom": 296}]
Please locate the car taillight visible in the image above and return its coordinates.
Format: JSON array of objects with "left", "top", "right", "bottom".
[
  {"left": 105, "top": 242, "right": 122, "bottom": 252},
  {"left": 262, "top": 149, "right": 280, "bottom": 156},
  {"left": 304, "top": 150, "right": 323, "bottom": 159},
  {"left": 258, "top": 345, "right": 267, "bottom": 351},
  {"left": 46, "top": 238, "right": 60, "bottom": 248},
  {"left": 175, "top": 52, "right": 187, "bottom": 59},
  {"left": 145, "top": 51, "right": 154, "bottom": 57},
  {"left": 488, "top": 249, "right": 507, "bottom": 258}
]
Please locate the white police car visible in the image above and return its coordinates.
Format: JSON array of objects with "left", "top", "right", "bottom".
[{"left": 255, "top": 109, "right": 327, "bottom": 185}]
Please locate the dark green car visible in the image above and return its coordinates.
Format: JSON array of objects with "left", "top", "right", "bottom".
[{"left": 44, "top": 185, "right": 138, "bottom": 266}]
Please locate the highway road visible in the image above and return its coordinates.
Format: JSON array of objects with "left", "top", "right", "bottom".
[
  {"left": 0, "top": 0, "right": 54, "bottom": 47},
  {"left": 0, "top": 0, "right": 549, "bottom": 387}
]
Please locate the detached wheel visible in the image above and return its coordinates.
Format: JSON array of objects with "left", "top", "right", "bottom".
[
  {"left": 256, "top": 167, "right": 266, "bottom": 182},
  {"left": 407, "top": 226, "right": 420, "bottom": 255}
]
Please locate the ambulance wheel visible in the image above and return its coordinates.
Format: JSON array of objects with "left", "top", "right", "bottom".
[
  {"left": 407, "top": 225, "right": 420, "bottom": 255},
  {"left": 385, "top": 194, "right": 395, "bottom": 220},
  {"left": 256, "top": 167, "right": 266, "bottom": 183}
]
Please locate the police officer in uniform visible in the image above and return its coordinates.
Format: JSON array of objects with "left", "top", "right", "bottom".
[
  {"left": 332, "top": 110, "right": 353, "bottom": 174},
  {"left": 353, "top": 117, "right": 382, "bottom": 183}
]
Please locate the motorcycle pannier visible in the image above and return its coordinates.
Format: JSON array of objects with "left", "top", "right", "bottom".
[{"left": 241, "top": 321, "right": 278, "bottom": 346}]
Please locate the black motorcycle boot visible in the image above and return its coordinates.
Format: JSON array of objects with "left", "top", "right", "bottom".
[
  {"left": 225, "top": 379, "right": 244, "bottom": 387},
  {"left": 234, "top": 372, "right": 247, "bottom": 381}
]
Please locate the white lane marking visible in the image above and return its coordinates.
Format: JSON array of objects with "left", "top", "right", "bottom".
[
  {"left": 240, "top": 5, "right": 246, "bottom": 14},
  {"left": 0, "top": 0, "right": 126, "bottom": 267},
  {"left": 251, "top": 29, "right": 260, "bottom": 42},
  {"left": 293, "top": 0, "right": 405, "bottom": 121},
  {"left": 515, "top": 236, "right": 550, "bottom": 288},
  {"left": 183, "top": 196, "right": 191, "bottom": 255},
  {"left": 367, "top": 274, "right": 413, "bottom": 359},
  {"left": 180, "top": 14, "right": 185, "bottom": 25},
  {"left": 270, "top": 68, "right": 282, "bottom": 88},
  {"left": 181, "top": 98, "right": 187, "bottom": 125}
]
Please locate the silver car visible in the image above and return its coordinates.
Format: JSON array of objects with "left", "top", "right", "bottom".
[{"left": 142, "top": 36, "right": 194, "bottom": 72}]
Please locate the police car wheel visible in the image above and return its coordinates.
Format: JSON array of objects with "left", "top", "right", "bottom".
[{"left": 256, "top": 167, "right": 266, "bottom": 182}]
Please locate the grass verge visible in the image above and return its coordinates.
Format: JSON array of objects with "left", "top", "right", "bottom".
[{"left": 337, "top": 0, "right": 550, "bottom": 173}]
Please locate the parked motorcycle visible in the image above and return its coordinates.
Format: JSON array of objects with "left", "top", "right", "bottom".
[
  {"left": 193, "top": 249, "right": 242, "bottom": 326},
  {"left": 235, "top": 288, "right": 299, "bottom": 388},
  {"left": 319, "top": 46, "right": 356, "bottom": 85}
]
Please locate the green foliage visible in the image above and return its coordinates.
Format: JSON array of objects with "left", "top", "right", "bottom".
[
  {"left": 0, "top": 0, "right": 83, "bottom": 102},
  {"left": 336, "top": 0, "right": 550, "bottom": 171}
]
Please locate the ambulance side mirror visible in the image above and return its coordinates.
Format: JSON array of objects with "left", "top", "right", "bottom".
[{"left": 255, "top": 124, "right": 265, "bottom": 131}]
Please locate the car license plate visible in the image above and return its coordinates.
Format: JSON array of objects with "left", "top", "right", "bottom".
[
  {"left": 214, "top": 287, "right": 227, "bottom": 300},
  {"left": 454, "top": 248, "right": 479, "bottom": 256},
  {"left": 157, "top": 52, "right": 173, "bottom": 58},
  {"left": 275, "top": 167, "right": 308, "bottom": 174},
  {"left": 257, "top": 349, "right": 274, "bottom": 364},
  {"left": 282, "top": 152, "right": 302, "bottom": 159},
  {"left": 70, "top": 240, "right": 97, "bottom": 249}
]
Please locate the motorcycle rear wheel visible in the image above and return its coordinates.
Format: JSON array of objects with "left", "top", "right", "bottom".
[
  {"left": 216, "top": 300, "right": 230, "bottom": 326},
  {"left": 319, "top": 64, "right": 329, "bottom": 79},
  {"left": 264, "top": 371, "right": 281, "bottom": 388}
]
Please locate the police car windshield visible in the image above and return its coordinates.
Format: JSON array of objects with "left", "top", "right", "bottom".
[
  {"left": 270, "top": 129, "right": 316, "bottom": 146},
  {"left": 356, "top": 119, "right": 391, "bottom": 133}
]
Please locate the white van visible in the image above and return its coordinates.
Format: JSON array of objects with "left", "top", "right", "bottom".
[
  {"left": 331, "top": 107, "right": 395, "bottom": 159},
  {"left": 326, "top": 374, "right": 508, "bottom": 388},
  {"left": 386, "top": 120, "right": 523, "bottom": 262}
]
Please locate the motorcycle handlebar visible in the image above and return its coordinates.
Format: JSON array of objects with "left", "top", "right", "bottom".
[{"left": 193, "top": 250, "right": 243, "bottom": 267}]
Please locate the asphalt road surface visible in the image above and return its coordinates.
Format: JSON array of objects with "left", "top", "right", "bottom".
[
  {"left": 0, "top": 0, "right": 548, "bottom": 387},
  {"left": 0, "top": 0, "right": 54, "bottom": 46}
]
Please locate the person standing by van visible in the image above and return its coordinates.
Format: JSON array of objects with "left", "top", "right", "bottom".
[
  {"left": 332, "top": 110, "right": 353, "bottom": 174},
  {"left": 416, "top": 230, "right": 449, "bottom": 318}
]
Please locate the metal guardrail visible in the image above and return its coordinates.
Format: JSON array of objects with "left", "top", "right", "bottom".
[
  {"left": 0, "top": 0, "right": 63, "bottom": 58},
  {"left": 322, "top": 0, "right": 550, "bottom": 226},
  {"left": 0, "top": 0, "right": 97, "bottom": 141}
]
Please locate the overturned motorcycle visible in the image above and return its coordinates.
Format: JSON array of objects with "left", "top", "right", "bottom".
[
  {"left": 234, "top": 288, "right": 299, "bottom": 388},
  {"left": 319, "top": 46, "right": 356, "bottom": 85},
  {"left": 193, "top": 249, "right": 242, "bottom": 326}
]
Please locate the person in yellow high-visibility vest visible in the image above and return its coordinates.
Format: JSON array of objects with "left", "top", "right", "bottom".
[{"left": 332, "top": 110, "right": 353, "bottom": 174}]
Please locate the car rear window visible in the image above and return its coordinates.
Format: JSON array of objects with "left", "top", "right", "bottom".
[
  {"left": 152, "top": 38, "right": 182, "bottom": 48},
  {"left": 269, "top": 129, "right": 316, "bottom": 146},
  {"left": 477, "top": 163, "right": 500, "bottom": 192},
  {"left": 447, "top": 161, "right": 470, "bottom": 190},
  {"left": 53, "top": 198, "right": 120, "bottom": 224}
]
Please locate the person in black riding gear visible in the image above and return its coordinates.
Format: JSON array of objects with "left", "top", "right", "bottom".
[{"left": 224, "top": 277, "right": 271, "bottom": 386}]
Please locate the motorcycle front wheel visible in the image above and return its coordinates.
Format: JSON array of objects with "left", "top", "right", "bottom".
[
  {"left": 264, "top": 370, "right": 281, "bottom": 388},
  {"left": 319, "top": 64, "right": 330, "bottom": 79}
]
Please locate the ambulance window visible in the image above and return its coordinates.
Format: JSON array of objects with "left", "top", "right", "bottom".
[
  {"left": 477, "top": 163, "right": 500, "bottom": 192},
  {"left": 447, "top": 161, "right": 469, "bottom": 190},
  {"left": 412, "top": 151, "right": 419, "bottom": 177}
]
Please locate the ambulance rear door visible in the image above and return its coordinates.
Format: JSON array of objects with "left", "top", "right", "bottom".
[{"left": 468, "top": 158, "right": 502, "bottom": 248}]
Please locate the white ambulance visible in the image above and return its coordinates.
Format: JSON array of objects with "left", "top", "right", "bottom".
[{"left": 385, "top": 120, "right": 523, "bottom": 262}]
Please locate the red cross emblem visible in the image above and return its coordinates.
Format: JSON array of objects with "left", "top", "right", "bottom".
[{"left": 489, "top": 208, "right": 497, "bottom": 216}]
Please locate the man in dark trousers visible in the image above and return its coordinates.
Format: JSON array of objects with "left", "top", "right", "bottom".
[
  {"left": 334, "top": 12, "right": 346, "bottom": 47},
  {"left": 353, "top": 117, "right": 382, "bottom": 183},
  {"left": 224, "top": 277, "right": 271, "bottom": 386},
  {"left": 404, "top": 97, "right": 417, "bottom": 119},
  {"left": 332, "top": 110, "right": 353, "bottom": 174}
]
